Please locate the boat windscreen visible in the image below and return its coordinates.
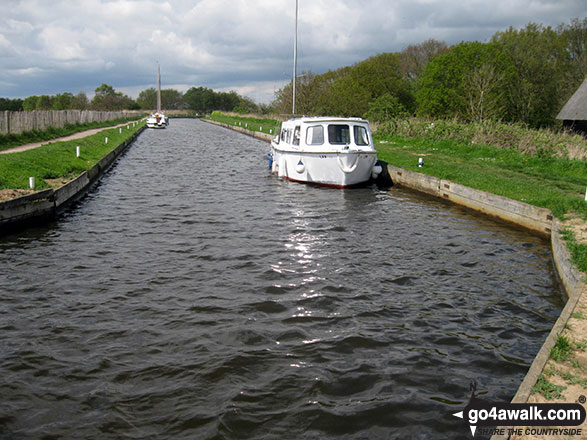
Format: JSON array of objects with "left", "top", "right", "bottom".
[
  {"left": 354, "top": 126, "right": 369, "bottom": 146},
  {"left": 306, "top": 125, "right": 324, "bottom": 145},
  {"left": 328, "top": 125, "right": 350, "bottom": 145}
]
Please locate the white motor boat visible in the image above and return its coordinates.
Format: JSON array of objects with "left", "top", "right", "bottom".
[
  {"left": 270, "top": 117, "right": 381, "bottom": 187},
  {"left": 269, "top": 0, "right": 382, "bottom": 187}
]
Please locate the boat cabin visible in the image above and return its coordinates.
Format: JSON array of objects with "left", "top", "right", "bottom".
[{"left": 273, "top": 117, "right": 373, "bottom": 150}]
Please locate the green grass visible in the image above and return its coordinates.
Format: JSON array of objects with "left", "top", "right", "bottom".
[
  {"left": 560, "top": 229, "right": 587, "bottom": 274},
  {"left": 208, "top": 111, "right": 281, "bottom": 136},
  {"left": 0, "top": 116, "right": 145, "bottom": 152},
  {"left": 0, "top": 121, "right": 145, "bottom": 190},
  {"left": 375, "top": 136, "right": 587, "bottom": 220},
  {"left": 531, "top": 375, "right": 567, "bottom": 400},
  {"left": 550, "top": 334, "right": 573, "bottom": 363}
]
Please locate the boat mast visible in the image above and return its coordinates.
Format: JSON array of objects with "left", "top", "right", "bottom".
[
  {"left": 292, "top": 0, "right": 298, "bottom": 119},
  {"left": 157, "top": 64, "right": 162, "bottom": 113}
]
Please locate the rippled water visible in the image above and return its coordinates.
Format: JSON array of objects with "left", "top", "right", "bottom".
[{"left": 0, "top": 119, "right": 563, "bottom": 439}]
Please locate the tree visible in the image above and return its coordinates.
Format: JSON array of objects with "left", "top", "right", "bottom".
[
  {"left": 315, "top": 53, "right": 412, "bottom": 117},
  {"left": 364, "top": 93, "right": 407, "bottom": 122},
  {"left": 36, "top": 95, "right": 54, "bottom": 110},
  {"left": 22, "top": 96, "right": 37, "bottom": 111},
  {"left": 400, "top": 39, "right": 449, "bottom": 82},
  {"left": 463, "top": 63, "right": 505, "bottom": 122},
  {"left": 417, "top": 41, "right": 509, "bottom": 121},
  {"left": 52, "top": 92, "right": 73, "bottom": 110},
  {"left": 0, "top": 98, "right": 23, "bottom": 111},
  {"left": 137, "top": 88, "right": 157, "bottom": 110},
  {"left": 71, "top": 92, "right": 89, "bottom": 110},
  {"left": 491, "top": 23, "right": 569, "bottom": 127},
  {"left": 161, "top": 89, "right": 184, "bottom": 109},
  {"left": 91, "top": 84, "right": 137, "bottom": 110}
]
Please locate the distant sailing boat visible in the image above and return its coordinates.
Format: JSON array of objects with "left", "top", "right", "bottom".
[
  {"left": 146, "top": 64, "right": 168, "bottom": 129},
  {"left": 268, "top": 0, "right": 381, "bottom": 187}
]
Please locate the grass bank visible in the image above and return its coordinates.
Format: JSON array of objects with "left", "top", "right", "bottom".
[
  {"left": 0, "top": 121, "right": 145, "bottom": 191},
  {"left": 0, "top": 115, "right": 145, "bottom": 152},
  {"left": 209, "top": 111, "right": 281, "bottom": 136}
]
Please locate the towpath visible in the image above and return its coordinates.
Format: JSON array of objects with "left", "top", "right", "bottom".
[{"left": 0, "top": 121, "right": 137, "bottom": 154}]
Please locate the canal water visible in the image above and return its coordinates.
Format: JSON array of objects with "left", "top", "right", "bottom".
[{"left": 0, "top": 119, "right": 563, "bottom": 439}]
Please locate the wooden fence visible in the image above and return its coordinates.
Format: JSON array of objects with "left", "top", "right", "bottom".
[{"left": 0, "top": 110, "right": 144, "bottom": 135}]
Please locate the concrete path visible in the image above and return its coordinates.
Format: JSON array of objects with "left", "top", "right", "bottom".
[{"left": 0, "top": 122, "right": 135, "bottom": 154}]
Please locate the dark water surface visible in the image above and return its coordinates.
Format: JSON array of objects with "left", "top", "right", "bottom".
[{"left": 0, "top": 119, "right": 564, "bottom": 439}]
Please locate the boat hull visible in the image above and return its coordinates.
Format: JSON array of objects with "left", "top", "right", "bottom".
[
  {"left": 146, "top": 122, "right": 166, "bottom": 129},
  {"left": 270, "top": 147, "right": 377, "bottom": 188}
]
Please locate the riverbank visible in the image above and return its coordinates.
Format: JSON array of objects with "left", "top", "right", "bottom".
[
  {"left": 0, "top": 122, "right": 145, "bottom": 231},
  {"left": 203, "top": 116, "right": 587, "bottom": 438},
  {"left": 0, "top": 121, "right": 142, "bottom": 155}
]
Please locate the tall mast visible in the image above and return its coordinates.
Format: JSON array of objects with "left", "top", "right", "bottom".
[
  {"left": 157, "top": 64, "right": 162, "bottom": 112},
  {"left": 292, "top": 0, "right": 298, "bottom": 118}
]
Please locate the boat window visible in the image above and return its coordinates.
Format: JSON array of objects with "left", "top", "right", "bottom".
[
  {"left": 293, "top": 126, "right": 301, "bottom": 146},
  {"left": 354, "top": 126, "right": 369, "bottom": 146},
  {"left": 306, "top": 125, "right": 324, "bottom": 145},
  {"left": 328, "top": 124, "right": 350, "bottom": 145},
  {"left": 286, "top": 129, "right": 292, "bottom": 144},
  {"left": 281, "top": 129, "right": 287, "bottom": 142}
]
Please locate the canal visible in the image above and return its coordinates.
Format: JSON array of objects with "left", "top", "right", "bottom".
[{"left": 0, "top": 119, "right": 564, "bottom": 439}]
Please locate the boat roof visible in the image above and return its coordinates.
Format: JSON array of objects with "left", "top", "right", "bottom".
[{"left": 283, "top": 116, "right": 370, "bottom": 125}]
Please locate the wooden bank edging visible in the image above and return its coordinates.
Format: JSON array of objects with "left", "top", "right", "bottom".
[{"left": 0, "top": 126, "right": 145, "bottom": 232}]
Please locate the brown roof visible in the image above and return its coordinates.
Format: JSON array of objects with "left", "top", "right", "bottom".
[{"left": 557, "top": 77, "right": 587, "bottom": 121}]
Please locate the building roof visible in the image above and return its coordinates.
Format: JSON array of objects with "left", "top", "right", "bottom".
[{"left": 557, "top": 77, "right": 587, "bottom": 121}]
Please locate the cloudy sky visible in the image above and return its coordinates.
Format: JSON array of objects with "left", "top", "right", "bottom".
[{"left": 1, "top": 0, "right": 584, "bottom": 104}]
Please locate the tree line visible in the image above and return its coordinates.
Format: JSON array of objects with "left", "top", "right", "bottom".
[
  {"left": 272, "top": 19, "right": 586, "bottom": 129},
  {"left": 0, "top": 84, "right": 261, "bottom": 114}
]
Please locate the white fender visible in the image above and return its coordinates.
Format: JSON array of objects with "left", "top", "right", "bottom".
[
  {"left": 372, "top": 163, "right": 383, "bottom": 179},
  {"left": 278, "top": 156, "right": 288, "bottom": 178},
  {"left": 296, "top": 160, "right": 305, "bottom": 174},
  {"left": 337, "top": 152, "right": 359, "bottom": 174}
]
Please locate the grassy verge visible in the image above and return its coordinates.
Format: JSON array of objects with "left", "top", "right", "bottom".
[
  {"left": 0, "top": 116, "right": 145, "bottom": 152},
  {"left": 208, "top": 111, "right": 281, "bottom": 136},
  {"left": 0, "top": 121, "right": 145, "bottom": 190},
  {"left": 375, "top": 135, "right": 587, "bottom": 220},
  {"left": 560, "top": 229, "right": 587, "bottom": 274}
]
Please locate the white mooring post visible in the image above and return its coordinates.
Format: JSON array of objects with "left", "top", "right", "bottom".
[
  {"left": 418, "top": 157, "right": 424, "bottom": 168},
  {"left": 76, "top": 146, "right": 80, "bottom": 158},
  {"left": 119, "top": 127, "right": 122, "bottom": 134},
  {"left": 29, "top": 177, "right": 35, "bottom": 189},
  {"left": 105, "top": 137, "right": 108, "bottom": 144}
]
